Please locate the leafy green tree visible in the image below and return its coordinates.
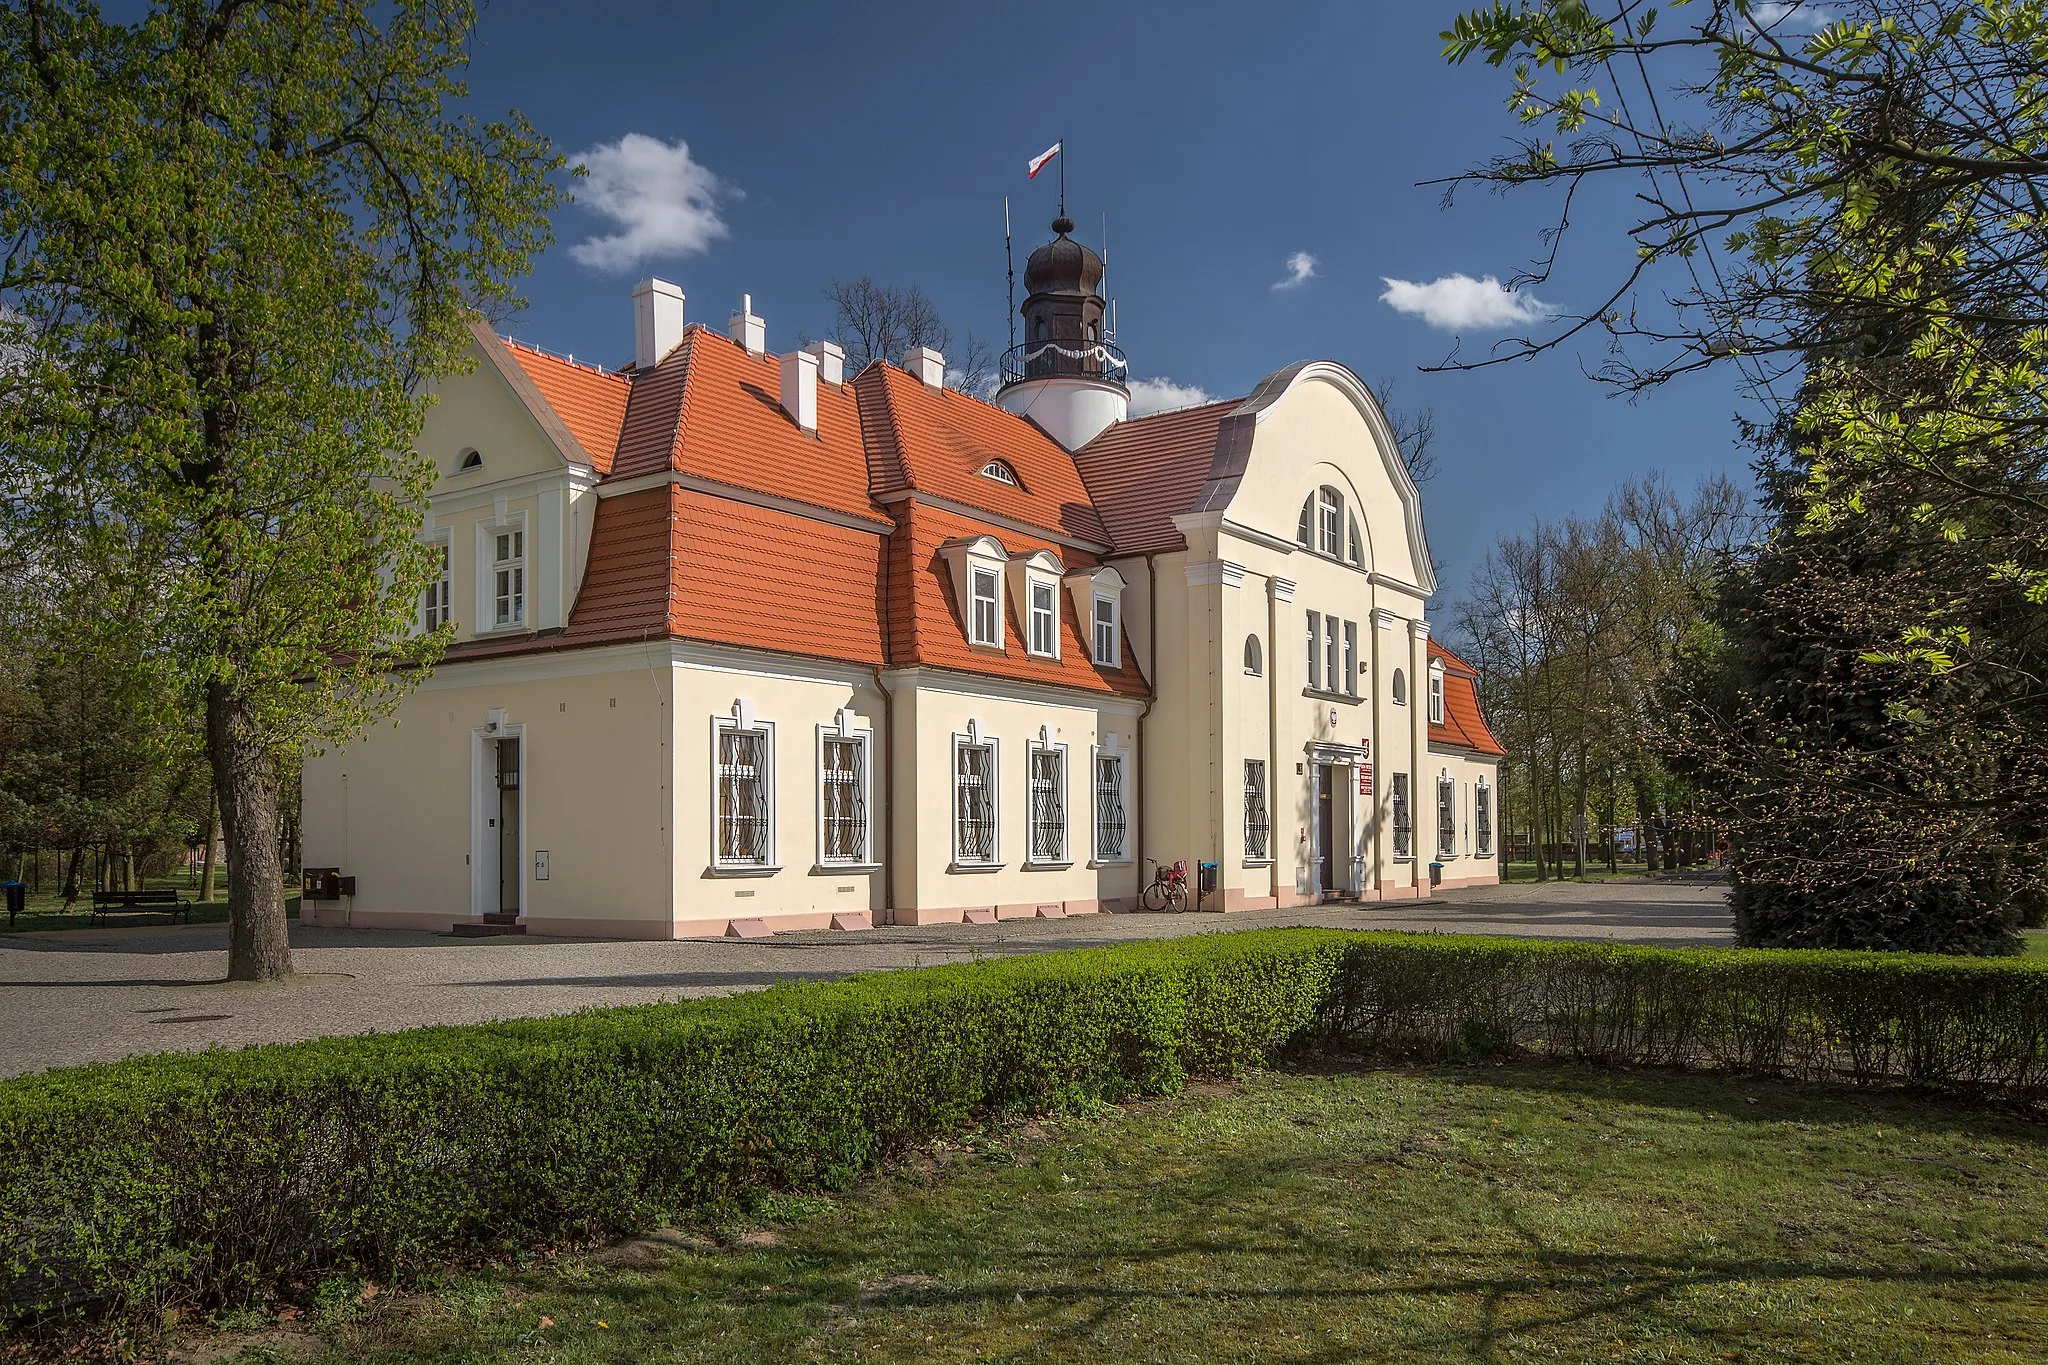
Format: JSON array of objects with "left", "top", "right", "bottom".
[{"left": 0, "top": 2, "right": 562, "bottom": 976}]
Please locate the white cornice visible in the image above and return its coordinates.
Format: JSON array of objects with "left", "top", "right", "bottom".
[
  {"left": 597, "top": 470, "right": 894, "bottom": 535},
  {"left": 1184, "top": 559, "right": 1247, "bottom": 588},
  {"left": 1410, "top": 620, "right": 1432, "bottom": 641},
  {"left": 416, "top": 636, "right": 885, "bottom": 693},
  {"left": 1372, "top": 608, "right": 1399, "bottom": 630},
  {"left": 1220, "top": 518, "right": 1299, "bottom": 555},
  {"left": 1269, "top": 576, "right": 1296, "bottom": 603},
  {"left": 881, "top": 666, "right": 1148, "bottom": 716}
]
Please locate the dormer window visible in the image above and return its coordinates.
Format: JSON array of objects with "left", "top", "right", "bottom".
[
  {"left": 1009, "top": 548, "right": 1065, "bottom": 660},
  {"left": 1296, "top": 485, "right": 1346, "bottom": 559},
  {"left": 971, "top": 567, "right": 1001, "bottom": 646},
  {"left": 1028, "top": 579, "right": 1057, "bottom": 657},
  {"left": 1092, "top": 593, "right": 1118, "bottom": 667},
  {"left": 492, "top": 527, "right": 525, "bottom": 628},
  {"left": 1066, "top": 564, "right": 1126, "bottom": 670},
  {"left": 457, "top": 447, "right": 483, "bottom": 472},
  {"left": 1429, "top": 661, "right": 1446, "bottom": 724},
  {"left": 980, "top": 459, "right": 1021, "bottom": 487}
]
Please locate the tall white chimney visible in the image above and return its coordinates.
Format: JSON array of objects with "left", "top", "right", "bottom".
[
  {"left": 905, "top": 345, "right": 945, "bottom": 388},
  {"left": 632, "top": 277, "right": 685, "bottom": 371},
  {"left": 728, "top": 293, "right": 766, "bottom": 354},
  {"left": 803, "top": 339, "right": 846, "bottom": 386},
  {"left": 779, "top": 349, "right": 819, "bottom": 432}
]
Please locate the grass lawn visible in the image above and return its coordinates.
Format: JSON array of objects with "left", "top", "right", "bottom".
[
  {"left": 0, "top": 870, "right": 298, "bottom": 935},
  {"left": 2025, "top": 931, "right": 2047, "bottom": 959},
  {"left": 1498, "top": 860, "right": 1664, "bottom": 884},
  {"left": 191, "top": 1064, "right": 2048, "bottom": 1364}
]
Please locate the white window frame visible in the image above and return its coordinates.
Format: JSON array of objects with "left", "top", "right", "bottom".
[
  {"left": 710, "top": 710, "right": 777, "bottom": 873},
  {"left": 1028, "top": 575, "right": 1059, "bottom": 658},
  {"left": 1243, "top": 758, "right": 1272, "bottom": 865},
  {"left": 1317, "top": 486, "right": 1343, "bottom": 558},
  {"left": 1476, "top": 777, "right": 1494, "bottom": 857},
  {"left": 1391, "top": 772, "right": 1412, "bottom": 860},
  {"left": 1429, "top": 662, "right": 1446, "bottom": 724},
  {"left": 1025, "top": 733, "right": 1070, "bottom": 868},
  {"left": 1090, "top": 742, "right": 1130, "bottom": 864},
  {"left": 421, "top": 531, "right": 452, "bottom": 633},
  {"left": 951, "top": 728, "right": 1001, "bottom": 869},
  {"left": 1324, "top": 612, "right": 1340, "bottom": 694},
  {"left": 1437, "top": 773, "right": 1458, "bottom": 859},
  {"left": 970, "top": 565, "right": 1003, "bottom": 648},
  {"left": 815, "top": 714, "right": 875, "bottom": 869},
  {"left": 475, "top": 512, "right": 529, "bottom": 634},
  {"left": 1092, "top": 592, "right": 1120, "bottom": 668}
]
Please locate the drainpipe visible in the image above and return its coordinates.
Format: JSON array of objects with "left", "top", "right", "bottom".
[
  {"left": 873, "top": 665, "right": 895, "bottom": 924},
  {"left": 1133, "top": 555, "right": 1159, "bottom": 895},
  {"left": 1266, "top": 576, "right": 1286, "bottom": 907}
]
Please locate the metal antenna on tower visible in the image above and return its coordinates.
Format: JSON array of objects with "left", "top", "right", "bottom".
[{"left": 1004, "top": 196, "right": 1016, "bottom": 352}]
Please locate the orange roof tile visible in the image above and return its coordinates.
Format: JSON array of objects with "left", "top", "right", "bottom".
[
  {"left": 888, "top": 499, "right": 1148, "bottom": 697},
  {"left": 502, "top": 341, "right": 631, "bottom": 475},
  {"left": 1429, "top": 641, "right": 1507, "bottom": 757},
  {"left": 1072, "top": 399, "right": 1240, "bottom": 554},
  {"left": 856, "top": 364, "right": 1112, "bottom": 547}
]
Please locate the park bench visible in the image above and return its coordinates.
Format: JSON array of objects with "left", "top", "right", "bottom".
[{"left": 89, "top": 888, "right": 192, "bottom": 926}]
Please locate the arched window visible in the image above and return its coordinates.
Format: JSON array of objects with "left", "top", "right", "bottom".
[
  {"left": 979, "top": 459, "right": 1021, "bottom": 487},
  {"left": 1428, "top": 661, "right": 1446, "bottom": 724},
  {"left": 1391, "top": 668, "right": 1407, "bottom": 706},
  {"left": 1033, "top": 317, "right": 1049, "bottom": 341},
  {"left": 457, "top": 447, "right": 483, "bottom": 472},
  {"left": 1086, "top": 321, "right": 1099, "bottom": 342},
  {"left": 1296, "top": 494, "right": 1315, "bottom": 548},
  {"left": 1316, "top": 486, "right": 1343, "bottom": 557},
  {"left": 1347, "top": 514, "right": 1364, "bottom": 566},
  {"left": 1243, "top": 634, "right": 1263, "bottom": 676}
]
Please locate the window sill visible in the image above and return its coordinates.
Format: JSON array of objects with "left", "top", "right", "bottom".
[
  {"left": 1026, "top": 649, "right": 1061, "bottom": 663},
  {"left": 1302, "top": 688, "right": 1363, "bottom": 705},
  {"left": 1244, "top": 857, "right": 1275, "bottom": 868},
  {"left": 1392, "top": 855, "right": 1414, "bottom": 864},
  {"left": 812, "top": 862, "right": 881, "bottom": 875},
  {"left": 472, "top": 623, "right": 534, "bottom": 638},
  {"left": 1024, "top": 860, "right": 1074, "bottom": 872},
  {"left": 705, "top": 864, "right": 781, "bottom": 878},
  {"left": 1088, "top": 858, "right": 1133, "bottom": 869},
  {"left": 949, "top": 861, "right": 1006, "bottom": 874}
]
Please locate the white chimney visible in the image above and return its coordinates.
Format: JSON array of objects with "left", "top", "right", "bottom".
[
  {"left": 728, "top": 293, "right": 766, "bottom": 354},
  {"left": 779, "top": 348, "right": 819, "bottom": 432},
  {"left": 804, "top": 339, "right": 846, "bottom": 386},
  {"left": 905, "top": 345, "right": 945, "bottom": 388},
  {"left": 632, "top": 277, "right": 685, "bottom": 371}
]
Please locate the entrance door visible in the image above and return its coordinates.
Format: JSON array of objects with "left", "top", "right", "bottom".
[
  {"left": 496, "top": 737, "right": 521, "bottom": 915},
  {"left": 1316, "top": 765, "right": 1337, "bottom": 896}
]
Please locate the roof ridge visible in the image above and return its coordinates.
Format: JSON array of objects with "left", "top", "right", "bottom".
[{"left": 499, "top": 335, "right": 630, "bottom": 383}]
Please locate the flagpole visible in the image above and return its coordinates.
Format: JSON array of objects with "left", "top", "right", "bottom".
[
  {"left": 1058, "top": 137, "right": 1066, "bottom": 219},
  {"left": 1005, "top": 196, "right": 1015, "bottom": 352}
]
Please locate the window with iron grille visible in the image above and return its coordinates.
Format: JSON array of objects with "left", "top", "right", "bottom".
[
  {"left": 1475, "top": 781, "right": 1493, "bottom": 857},
  {"left": 1243, "top": 759, "right": 1271, "bottom": 862},
  {"left": 1027, "top": 743, "right": 1067, "bottom": 863},
  {"left": 422, "top": 538, "right": 451, "bottom": 631},
  {"left": 819, "top": 734, "right": 869, "bottom": 865},
  {"left": 1391, "top": 773, "right": 1412, "bottom": 858},
  {"left": 1438, "top": 778, "right": 1457, "bottom": 857},
  {"left": 954, "top": 739, "right": 998, "bottom": 864},
  {"left": 492, "top": 528, "right": 525, "bottom": 628},
  {"left": 715, "top": 723, "right": 773, "bottom": 867},
  {"left": 1093, "top": 751, "right": 1127, "bottom": 861},
  {"left": 1029, "top": 579, "right": 1057, "bottom": 657},
  {"left": 970, "top": 568, "right": 1001, "bottom": 646}
]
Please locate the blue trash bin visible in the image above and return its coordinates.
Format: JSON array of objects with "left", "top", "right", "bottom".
[
  {"left": 1428, "top": 861, "right": 1444, "bottom": 888},
  {"left": 2, "top": 881, "right": 24, "bottom": 927}
]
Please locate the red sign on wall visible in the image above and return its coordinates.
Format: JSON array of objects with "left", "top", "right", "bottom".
[{"left": 1359, "top": 764, "right": 1374, "bottom": 796}]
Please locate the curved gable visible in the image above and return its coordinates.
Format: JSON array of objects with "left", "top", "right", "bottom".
[{"left": 1205, "top": 362, "right": 1436, "bottom": 594}]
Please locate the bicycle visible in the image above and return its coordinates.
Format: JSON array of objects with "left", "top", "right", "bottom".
[{"left": 1141, "top": 858, "right": 1189, "bottom": 912}]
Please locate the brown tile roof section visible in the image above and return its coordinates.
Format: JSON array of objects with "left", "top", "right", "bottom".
[
  {"left": 888, "top": 499, "right": 1147, "bottom": 698},
  {"left": 1429, "top": 641, "right": 1507, "bottom": 757},
  {"left": 1071, "top": 399, "right": 1240, "bottom": 555},
  {"left": 561, "top": 485, "right": 884, "bottom": 666},
  {"left": 856, "top": 364, "right": 1112, "bottom": 546},
  {"left": 501, "top": 341, "right": 630, "bottom": 476}
]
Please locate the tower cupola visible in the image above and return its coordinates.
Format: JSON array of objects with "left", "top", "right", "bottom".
[{"left": 997, "top": 215, "right": 1128, "bottom": 450}]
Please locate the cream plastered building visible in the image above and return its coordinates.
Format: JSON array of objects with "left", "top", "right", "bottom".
[{"left": 300, "top": 219, "right": 1503, "bottom": 938}]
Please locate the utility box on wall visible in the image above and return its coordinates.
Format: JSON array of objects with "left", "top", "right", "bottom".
[{"left": 301, "top": 867, "right": 357, "bottom": 900}]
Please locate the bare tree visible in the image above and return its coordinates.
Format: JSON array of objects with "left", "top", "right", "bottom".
[
  {"left": 821, "top": 277, "right": 992, "bottom": 395},
  {"left": 1376, "top": 374, "right": 1439, "bottom": 486}
]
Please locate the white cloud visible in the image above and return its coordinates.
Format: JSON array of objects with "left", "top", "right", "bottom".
[
  {"left": 1379, "top": 273, "right": 1556, "bottom": 331},
  {"left": 1127, "top": 377, "right": 1215, "bottom": 416},
  {"left": 568, "top": 134, "right": 733, "bottom": 273},
  {"left": 1270, "top": 251, "right": 1318, "bottom": 292},
  {"left": 1743, "top": 2, "right": 1834, "bottom": 32}
]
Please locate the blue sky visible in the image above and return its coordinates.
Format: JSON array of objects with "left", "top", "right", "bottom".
[{"left": 461, "top": 0, "right": 1764, "bottom": 599}]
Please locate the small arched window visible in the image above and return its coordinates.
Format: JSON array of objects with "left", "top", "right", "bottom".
[
  {"left": 1347, "top": 514, "right": 1365, "bottom": 566},
  {"left": 1086, "top": 321, "right": 1099, "bottom": 342},
  {"left": 457, "top": 447, "right": 483, "bottom": 472},
  {"left": 1033, "top": 317, "right": 1049, "bottom": 341},
  {"left": 979, "top": 459, "right": 1021, "bottom": 487},
  {"left": 1391, "top": 668, "right": 1408, "bottom": 706},
  {"left": 1243, "top": 634, "right": 1263, "bottom": 676}
]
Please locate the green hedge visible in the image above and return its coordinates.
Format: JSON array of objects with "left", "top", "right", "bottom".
[{"left": 4, "top": 929, "right": 2046, "bottom": 1330}]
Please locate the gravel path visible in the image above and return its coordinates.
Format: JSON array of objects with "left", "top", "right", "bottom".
[{"left": 0, "top": 877, "right": 1731, "bottom": 1078}]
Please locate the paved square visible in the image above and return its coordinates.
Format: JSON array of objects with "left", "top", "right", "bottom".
[{"left": 0, "top": 877, "right": 1732, "bottom": 1078}]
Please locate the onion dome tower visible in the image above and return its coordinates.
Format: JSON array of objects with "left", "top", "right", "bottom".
[{"left": 995, "top": 214, "right": 1129, "bottom": 450}]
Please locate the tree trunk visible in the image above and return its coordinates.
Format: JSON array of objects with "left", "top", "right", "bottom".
[
  {"left": 61, "top": 846, "right": 80, "bottom": 906},
  {"left": 200, "top": 792, "right": 220, "bottom": 902},
  {"left": 208, "top": 682, "right": 292, "bottom": 981}
]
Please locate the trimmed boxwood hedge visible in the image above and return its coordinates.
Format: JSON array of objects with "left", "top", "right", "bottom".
[{"left": 4, "top": 928, "right": 2046, "bottom": 1330}]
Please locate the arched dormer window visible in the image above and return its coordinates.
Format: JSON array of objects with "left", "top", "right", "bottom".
[
  {"left": 980, "top": 459, "right": 1021, "bottom": 487},
  {"left": 1298, "top": 486, "right": 1345, "bottom": 558},
  {"left": 457, "top": 447, "right": 483, "bottom": 472},
  {"left": 1391, "top": 668, "right": 1407, "bottom": 706},
  {"left": 1243, "top": 634, "right": 1263, "bottom": 676},
  {"left": 1347, "top": 514, "right": 1364, "bottom": 566},
  {"left": 1428, "top": 660, "right": 1446, "bottom": 724}
]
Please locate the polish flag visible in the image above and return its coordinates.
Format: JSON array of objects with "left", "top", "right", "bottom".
[{"left": 1027, "top": 142, "right": 1061, "bottom": 179}]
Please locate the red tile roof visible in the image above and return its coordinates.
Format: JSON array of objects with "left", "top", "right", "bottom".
[
  {"left": 1429, "top": 641, "right": 1506, "bottom": 757},
  {"left": 855, "top": 364, "right": 1112, "bottom": 547},
  {"left": 1072, "top": 400, "right": 1239, "bottom": 554},
  {"left": 501, "top": 341, "right": 631, "bottom": 475}
]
